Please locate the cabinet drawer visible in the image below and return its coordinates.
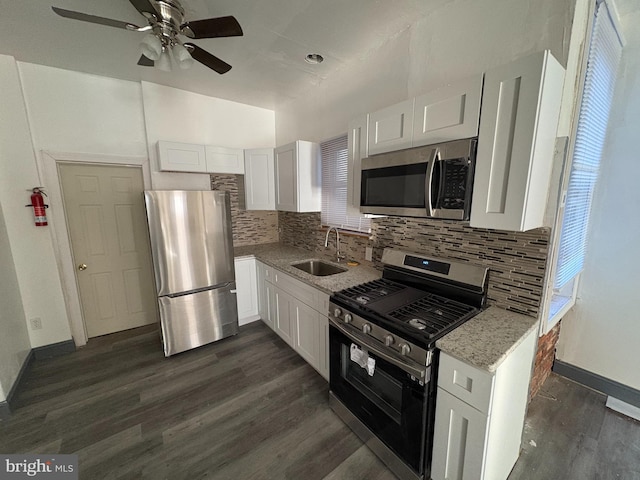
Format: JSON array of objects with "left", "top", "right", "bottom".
[
  {"left": 259, "top": 261, "right": 274, "bottom": 284},
  {"left": 438, "top": 353, "right": 494, "bottom": 414}
]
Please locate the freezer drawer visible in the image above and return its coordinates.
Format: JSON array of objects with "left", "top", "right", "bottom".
[{"left": 158, "top": 283, "right": 239, "bottom": 356}]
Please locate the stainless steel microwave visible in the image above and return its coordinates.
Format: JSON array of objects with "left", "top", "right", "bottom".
[{"left": 360, "top": 138, "right": 477, "bottom": 220}]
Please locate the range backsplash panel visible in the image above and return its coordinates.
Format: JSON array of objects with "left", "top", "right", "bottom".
[
  {"left": 211, "top": 175, "right": 279, "bottom": 246},
  {"left": 278, "top": 212, "right": 550, "bottom": 318}
]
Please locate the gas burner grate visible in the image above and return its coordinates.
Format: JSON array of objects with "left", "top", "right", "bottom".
[
  {"left": 335, "top": 278, "right": 404, "bottom": 305},
  {"left": 388, "top": 295, "right": 477, "bottom": 337}
]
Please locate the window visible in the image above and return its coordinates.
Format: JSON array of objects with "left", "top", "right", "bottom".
[
  {"left": 546, "top": 1, "right": 622, "bottom": 328},
  {"left": 321, "top": 135, "right": 371, "bottom": 234}
]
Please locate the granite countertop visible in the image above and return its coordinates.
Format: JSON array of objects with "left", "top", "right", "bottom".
[
  {"left": 436, "top": 306, "right": 539, "bottom": 373},
  {"left": 234, "top": 242, "right": 381, "bottom": 294},
  {"left": 235, "top": 242, "right": 538, "bottom": 374}
]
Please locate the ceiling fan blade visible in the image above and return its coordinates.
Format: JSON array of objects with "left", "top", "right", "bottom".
[
  {"left": 184, "top": 43, "right": 232, "bottom": 74},
  {"left": 129, "top": 0, "right": 157, "bottom": 18},
  {"left": 52, "top": 7, "right": 140, "bottom": 30},
  {"left": 181, "top": 16, "right": 243, "bottom": 39},
  {"left": 137, "top": 55, "right": 154, "bottom": 67}
]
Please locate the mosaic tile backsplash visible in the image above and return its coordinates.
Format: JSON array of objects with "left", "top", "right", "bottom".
[
  {"left": 211, "top": 175, "right": 279, "bottom": 246},
  {"left": 278, "top": 212, "right": 550, "bottom": 318}
]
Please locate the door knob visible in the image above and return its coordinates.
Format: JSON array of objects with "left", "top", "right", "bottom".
[{"left": 78, "top": 263, "right": 87, "bottom": 271}]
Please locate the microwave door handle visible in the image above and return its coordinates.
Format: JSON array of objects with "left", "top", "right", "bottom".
[{"left": 426, "top": 148, "right": 439, "bottom": 216}]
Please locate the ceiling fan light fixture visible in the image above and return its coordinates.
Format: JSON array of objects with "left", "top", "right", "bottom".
[
  {"left": 140, "top": 34, "right": 162, "bottom": 61},
  {"left": 173, "top": 43, "right": 194, "bottom": 70},
  {"left": 156, "top": 47, "right": 172, "bottom": 72}
]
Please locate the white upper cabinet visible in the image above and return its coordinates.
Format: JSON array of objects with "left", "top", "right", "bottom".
[
  {"left": 274, "top": 140, "right": 321, "bottom": 212},
  {"left": 244, "top": 148, "right": 276, "bottom": 210},
  {"left": 157, "top": 141, "right": 207, "bottom": 173},
  {"left": 368, "top": 99, "right": 414, "bottom": 155},
  {"left": 346, "top": 115, "right": 368, "bottom": 216},
  {"left": 158, "top": 141, "right": 245, "bottom": 174},
  {"left": 205, "top": 146, "right": 245, "bottom": 174},
  {"left": 413, "top": 75, "right": 483, "bottom": 147},
  {"left": 471, "top": 50, "right": 565, "bottom": 231}
]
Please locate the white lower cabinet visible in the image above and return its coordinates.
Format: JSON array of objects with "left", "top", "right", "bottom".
[
  {"left": 274, "top": 288, "right": 295, "bottom": 346},
  {"left": 256, "top": 261, "right": 275, "bottom": 330},
  {"left": 234, "top": 257, "right": 259, "bottom": 325},
  {"left": 431, "top": 329, "right": 537, "bottom": 480},
  {"left": 256, "top": 260, "right": 329, "bottom": 380},
  {"left": 432, "top": 388, "right": 488, "bottom": 479}
]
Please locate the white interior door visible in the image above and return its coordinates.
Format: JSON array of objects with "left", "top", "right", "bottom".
[{"left": 58, "top": 163, "right": 158, "bottom": 338}]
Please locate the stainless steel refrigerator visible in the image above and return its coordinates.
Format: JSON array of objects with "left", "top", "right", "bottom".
[{"left": 144, "top": 190, "right": 238, "bottom": 356}]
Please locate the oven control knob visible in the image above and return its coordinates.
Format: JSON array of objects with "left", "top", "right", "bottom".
[
  {"left": 344, "top": 313, "right": 353, "bottom": 324},
  {"left": 399, "top": 343, "right": 411, "bottom": 356},
  {"left": 362, "top": 323, "right": 372, "bottom": 334},
  {"left": 384, "top": 335, "right": 395, "bottom": 346},
  {"left": 333, "top": 308, "right": 342, "bottom": 318}
]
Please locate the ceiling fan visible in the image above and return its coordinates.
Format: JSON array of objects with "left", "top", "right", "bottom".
[{"left": 51, "top": 0, "right": 243, "bottom": 74}]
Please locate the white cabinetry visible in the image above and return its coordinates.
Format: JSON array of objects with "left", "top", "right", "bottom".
[
  {"left": 413, "top": 75, "right": 483, "bottom": 147},
  {"left": 368, "top": 99, "right": 414, "bottom": 155},
  {"left": 274, "top": 141, "right": 321, "bottom": 212},
  {"left": 244, "top": 148, "right": 276, "bottom": 210},
  {"left": 366, "top": 75, "right": 484, "bottom": 157},
  {"left": 157, "top": 141, "right": 207, "bottom": 173},
  {"left": 256, "top": 261, "right": 275, "bottom": 330},
  {"left": 471, "top": 50, "right": 565, "bottom": 231},
  {"left": 257, "top": 260, "right": 329, "bottom": 380},
  {"left": 234, "top": 257, "right": 259, "bottom": 325},
  {"left": 346, "top": 115, "right": 368, "bottom": 216},
  {"left": 205, "top": 146, "right": 245, "bottom": 174},
  {"left": 157, "top": 141, "right": 245, "bottom": 174},
  {"left": 431, "top": 329, "right": 537, "bottom": 480}
]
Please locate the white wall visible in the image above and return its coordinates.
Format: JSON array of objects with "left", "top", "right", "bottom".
[
  {"left": 275, "top": 0, "right": 575, "bottom": 144},
  {"left": 0, "top": 55, "right": 72, "bottom": 348},
  {"left": 2, "top": 61, "right": 277, "bottom": 350},
  {"left": 0, "top": 202, "right": 31, "bottom": 401},
  {"left": 556, "top": 5, "right": 640, "bottom": 390},
  {"left": 18, "top": 64, "right": 148, "bottom": 157},
  {"left": 141, "top": 82, "right": 276, "bottom": 190}
]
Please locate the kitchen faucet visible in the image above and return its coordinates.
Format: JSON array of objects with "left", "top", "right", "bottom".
[{"left": 324, "top": 227, "right": 345, "bottom": 262}]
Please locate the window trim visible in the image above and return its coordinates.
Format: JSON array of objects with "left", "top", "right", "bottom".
[{"left": 540, "top": 0, "right": 621, "bottom": 334}]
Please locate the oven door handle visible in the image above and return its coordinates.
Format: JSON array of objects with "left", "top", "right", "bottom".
[{"left": 329, "top": 318, "right": 428, "bottom": 380}]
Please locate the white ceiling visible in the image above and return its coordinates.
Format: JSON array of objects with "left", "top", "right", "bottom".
[{"left": 0, "top": 0, "right": 449, "bottom": 110}]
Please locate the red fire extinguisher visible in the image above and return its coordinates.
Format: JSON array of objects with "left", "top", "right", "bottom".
[{"left": 26, "top": 187, "right": 49, "bottom": 226}]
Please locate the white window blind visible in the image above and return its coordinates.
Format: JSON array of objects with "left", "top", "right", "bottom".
[
  {"left": 321, "top": 135, "right": 371, "bottom": 234},
  {"left": 553, "top": 2, "right": 622, "bottom": 290}
]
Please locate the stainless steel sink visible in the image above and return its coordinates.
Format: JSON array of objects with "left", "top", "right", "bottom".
[{"left": 292, "top": 260, "right": 347, "bottom": 276}]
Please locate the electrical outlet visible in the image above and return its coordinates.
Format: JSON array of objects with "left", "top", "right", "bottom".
[
  {"left": 365, "top": 247, "right": 373, "bottom": 262},
  {"left": 30, "top": 317, "right": 43, "bottom": 330}
]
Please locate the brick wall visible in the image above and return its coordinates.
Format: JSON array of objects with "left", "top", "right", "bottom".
[
  {"left": 211, "top": 174, "right": 279, "bottom": 246},
  {"left": 530, "top": 323, "right": 561, "bottom": 399}
]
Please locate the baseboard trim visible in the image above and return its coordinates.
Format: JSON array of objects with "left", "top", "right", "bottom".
[
  {"left": 0, "top": 349, "right": 34, "bottom": 419},
  {"left": 553, "top": 360, "right": 640, "bottom": 409},
  {"left": 606, "top": 396, "right": 640, "bottom": 421},
  {"left": 33, "top": 339, "right": 76, "bottom": 360}
]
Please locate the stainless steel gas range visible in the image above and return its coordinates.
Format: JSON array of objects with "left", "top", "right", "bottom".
[{"left": 328, "top": 248, "right": 488, "bottom": 480}]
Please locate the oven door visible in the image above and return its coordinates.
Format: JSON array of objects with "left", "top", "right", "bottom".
[{"left": 329, "top": 321, "right": 430, "bottom": 475}]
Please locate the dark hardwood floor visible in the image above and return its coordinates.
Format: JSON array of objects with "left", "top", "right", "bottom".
[{"left": 1, "top": 322, "right": 638, "bottom": 480}]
